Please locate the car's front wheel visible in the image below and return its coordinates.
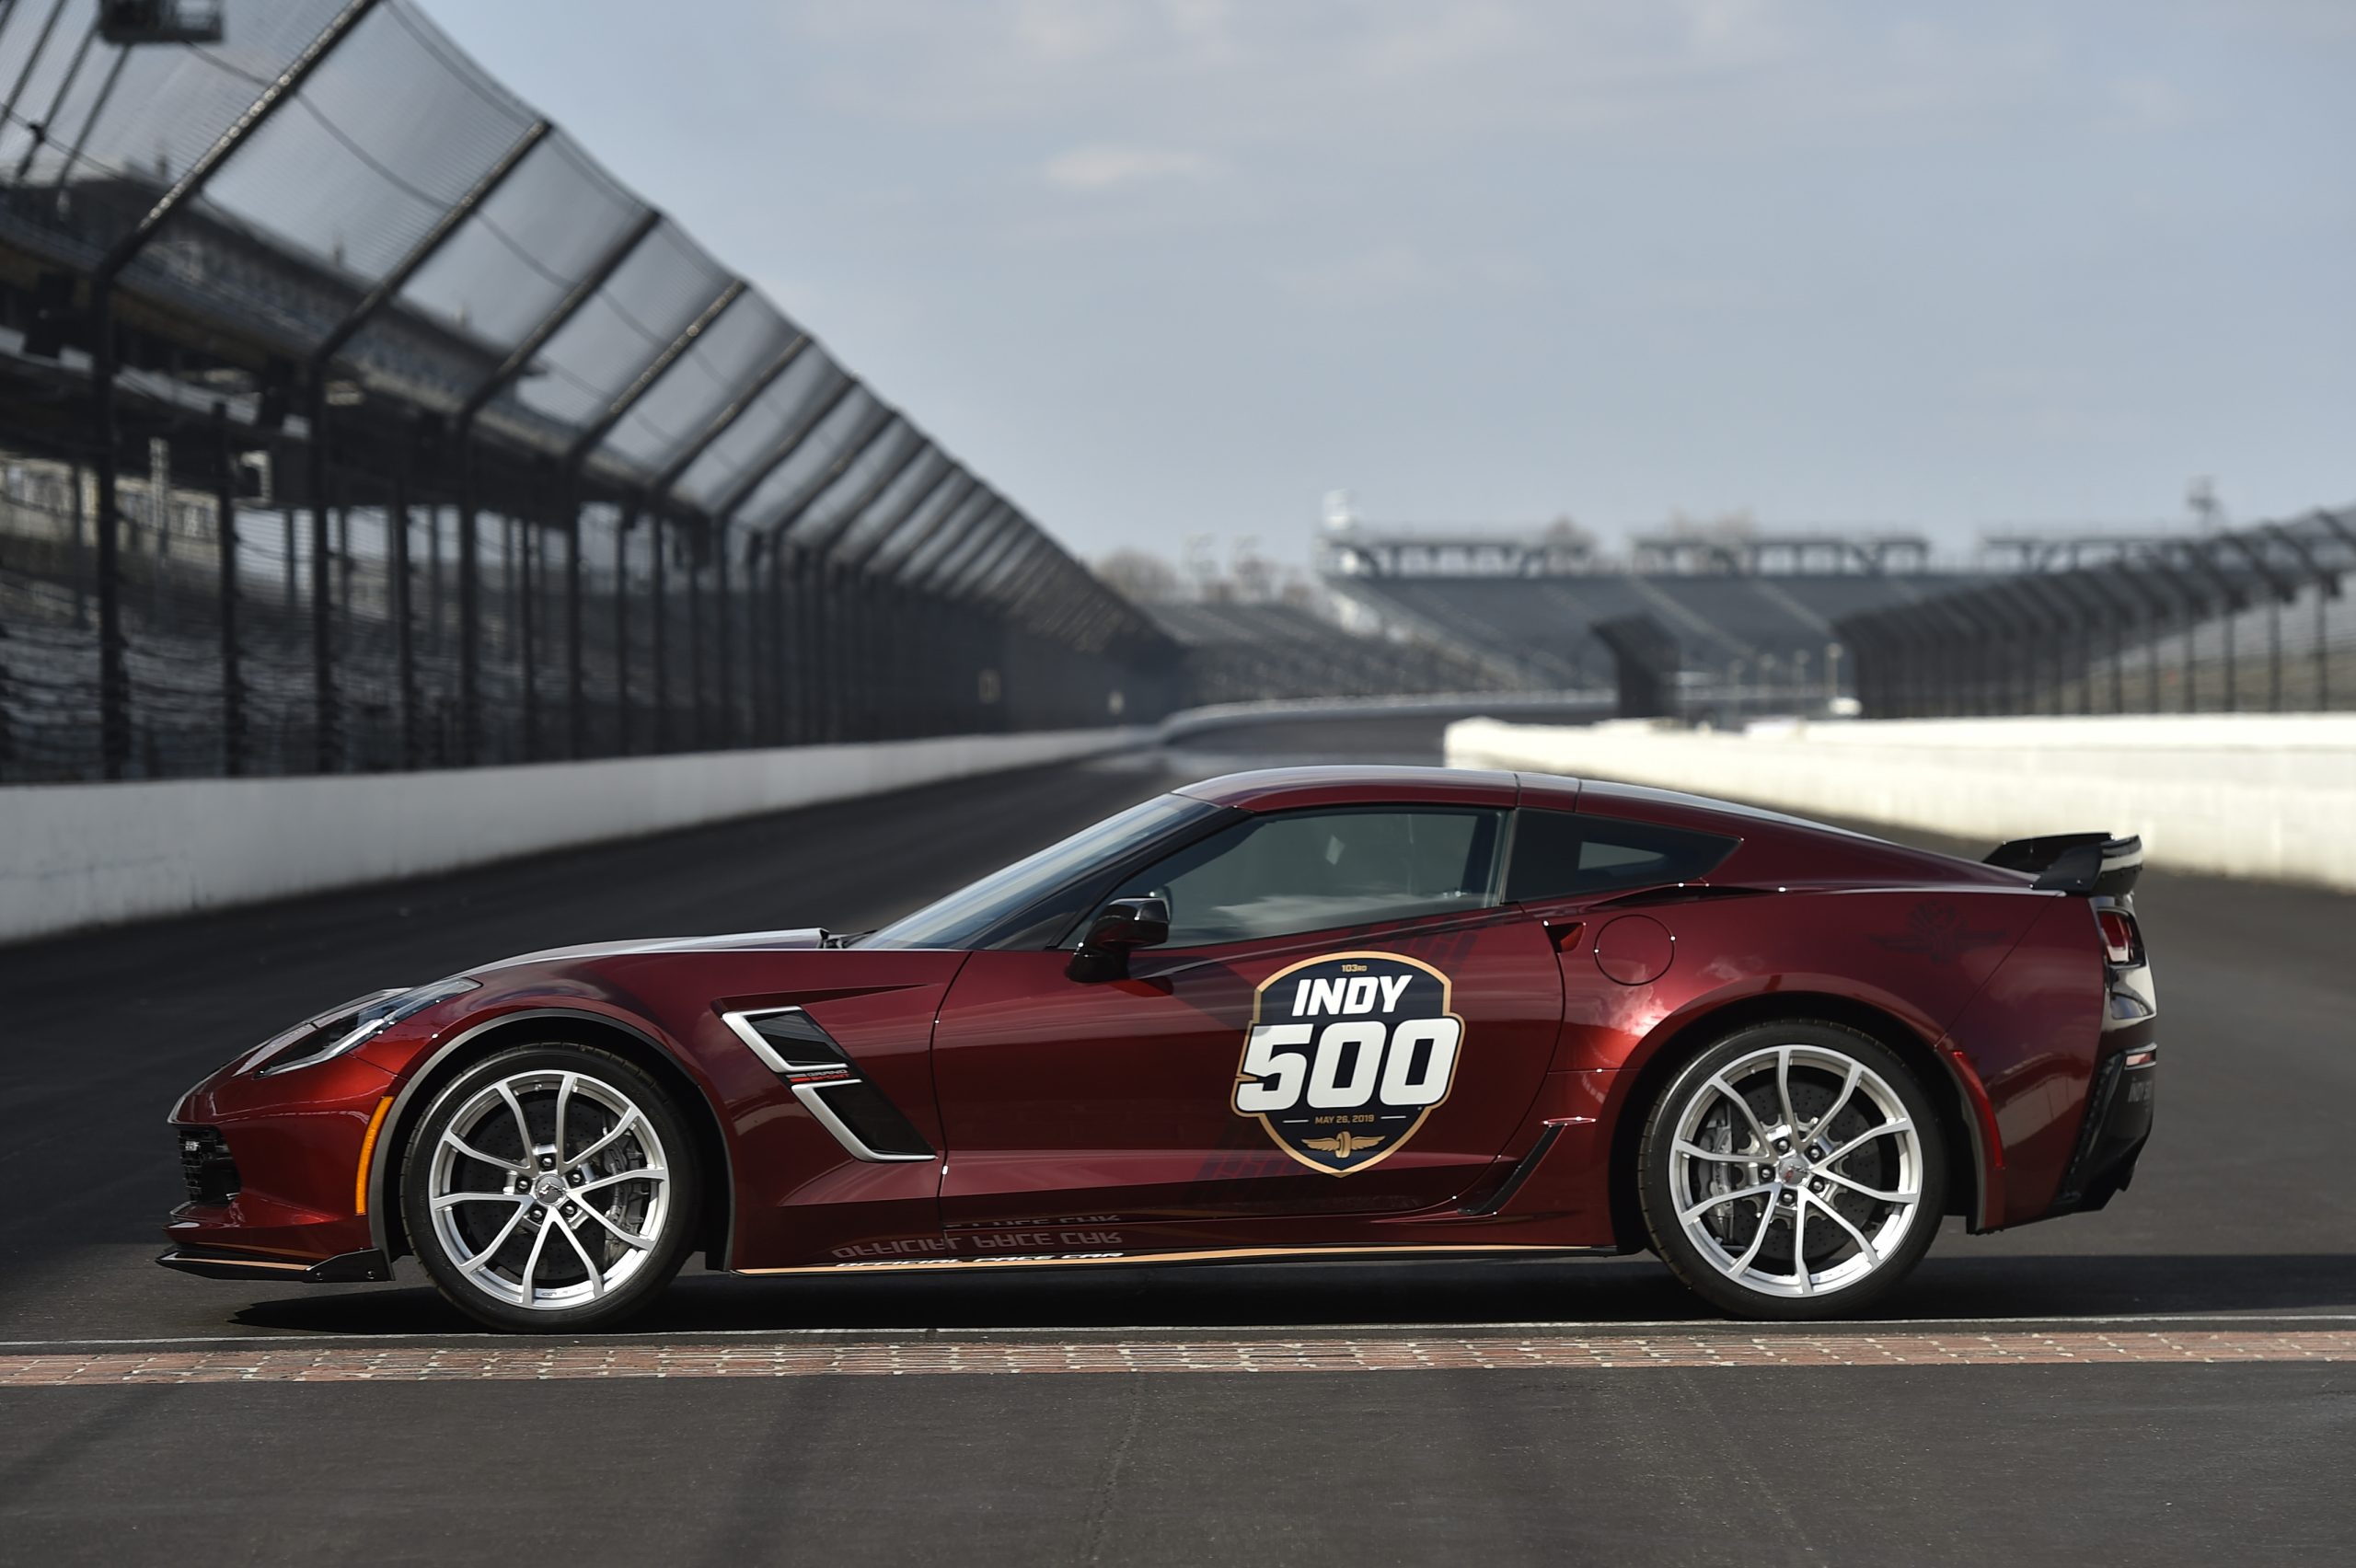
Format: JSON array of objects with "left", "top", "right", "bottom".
[
  {"left": 400, "top": 1043, "right": 700, "bottom": 1332},
  {"left": 1637, "top": 1021, "right": 1946, "bottom": 1320}
]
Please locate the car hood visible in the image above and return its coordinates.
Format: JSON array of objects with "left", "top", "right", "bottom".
[{"left": 464, "top": 928, "right": 831, "bottom": 978}]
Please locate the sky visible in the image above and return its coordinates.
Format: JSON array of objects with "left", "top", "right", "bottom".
[{"left": 413, "top": 0, "right": 2356, "bottom": 567}]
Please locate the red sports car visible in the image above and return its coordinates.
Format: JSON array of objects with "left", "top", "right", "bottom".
[{"left": 162, "top": 766, "right": 2156, "bottom": 1330}]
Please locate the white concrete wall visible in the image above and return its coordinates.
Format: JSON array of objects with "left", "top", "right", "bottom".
[
  {"left": 1157, "top": 690, "right": 1610, "bottom": 741},
  {"left": 0, "top": 729, "right": 1149, "bottom": 944},
  {"left": 1446, "top": 713, "right": 2356, "bottom": 892}
]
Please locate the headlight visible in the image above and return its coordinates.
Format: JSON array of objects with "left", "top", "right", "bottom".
[{"left": 248, "top": 978, "right": 480, "bottom": 1077}]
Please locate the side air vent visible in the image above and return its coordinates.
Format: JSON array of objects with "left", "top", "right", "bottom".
[
  {"left": 745, "top": 1009, "right": 837, "bottom": 1055},
  {"left": 720, "top": 1008, "right": 934, "bottom": 1163},
  {"left": 798, "top": 1078, "right": 934, "bottom": 1159}
]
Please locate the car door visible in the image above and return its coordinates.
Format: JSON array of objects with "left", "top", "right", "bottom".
[{"left": 929, "top": 804, "right": 1564, "bottom": 1239}]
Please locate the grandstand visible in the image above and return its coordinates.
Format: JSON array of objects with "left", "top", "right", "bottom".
[
  {"left": 1320, "top": 524, "right": 1991, "bottom": 710},
  {"left": 1143, "top": 598, "right": 1509, "bottom": 706},
  {"left": 1314, "top": 508, "right": 2356, "bottom": 721}
]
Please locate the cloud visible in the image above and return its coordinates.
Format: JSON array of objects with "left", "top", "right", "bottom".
[{"left": 1043, "top": 144, "right": 1215, "bottom": 191}]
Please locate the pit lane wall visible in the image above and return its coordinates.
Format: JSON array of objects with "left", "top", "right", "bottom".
[
  {"left": 0, "top": 729, "right": 1149, "bottom": 945},
  {"left": 1445, "top": 714, "right": 2356, "bottom": 892}
]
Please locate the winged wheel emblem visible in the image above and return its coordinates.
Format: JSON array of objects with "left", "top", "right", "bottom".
[{"left": 1301, "top": 1131, "right": 1385, "bottom": 1160}]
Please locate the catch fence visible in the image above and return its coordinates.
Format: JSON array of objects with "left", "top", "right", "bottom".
[
  {"left": 0, "top": 0, "right": 1175, "bottom": 783},
  {"left": 1835, "top": 509, "right": 2356, "bottom": 719}
]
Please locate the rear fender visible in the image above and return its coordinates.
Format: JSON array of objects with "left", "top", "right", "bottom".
[{"left": 1594, "top": 984, "right": 2000, "bottom": 1244}]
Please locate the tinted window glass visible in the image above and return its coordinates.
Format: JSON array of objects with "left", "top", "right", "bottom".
[
  {"left": 1108, "top": 808, "right": 1505, "bottom": 948},
  {"left": 1505, "top": 810, "right": 1737, "bottom": 901},
  {"left": 861, "top": 794, "right": 1219, "bottom": 950}
]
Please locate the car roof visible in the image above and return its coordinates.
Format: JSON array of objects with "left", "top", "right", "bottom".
[
  {"left": 1174, "top": 766, "right": 1576, "bottom": 813},
  {"left": 1170, "top": 767, "right": 2015, "bottom": 887}
]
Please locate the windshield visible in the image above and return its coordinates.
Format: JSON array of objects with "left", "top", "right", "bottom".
[{"left": 859, "top": 793, "right": 1218, "bottom": 950}]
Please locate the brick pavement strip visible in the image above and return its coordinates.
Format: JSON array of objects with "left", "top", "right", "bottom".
[{"left": 2, "top": 1331, "right": 2352, "bottom": 1386}]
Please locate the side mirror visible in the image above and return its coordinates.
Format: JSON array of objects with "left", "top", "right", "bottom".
[
  {"left": 1084, "top": 896, "right": 1170, "bottom": 950},
  {"left": 1068, "top": 896, "right": 1170, "bottom": 980}
]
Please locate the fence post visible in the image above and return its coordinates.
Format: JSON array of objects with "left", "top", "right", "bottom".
[
  {"left": 786, "top": 545, "right": 811, "bottom": 744},
  {"left": 91, "top": 285, "right": 130, "bottom": 778},
  {"left": 211, "top": 403, "right": 244, "bottom": 775},
  {"left": 2222, "top": 593, "right": 2237, "bottom": 713},
  {"left": 456, "top": 468, "right": 480, "bottom": 765},
  {"left": 518, "top": 516, "right": 539, "bottom": 760},
  {"left": 306, "top": 389, "right": 337, "bottom": 772},
  {"left": 767, "top": 539, "right": 787, "bottom": 744},
  {"left": 391, "top": 467, "right": 416, "bottom": 769},
  {"left": 565, "top": 491, "right": 584, "bottom": 759},
  {"left": 68, "top": 458, "right": 87, "bottom": 630},
  {"left": 686, "top": 530, "right": 704, "bottom": 748},
  {"left": 650, "top": 514, "right": 668, "bottom": 752},
  {"left": 425, "top": 502, "right": 443, "bottom": 654},
  {"left": 713, "top": 518, "right": 733, "bottom": 748},
  {"left": 817, "top": 548, "right": 838, "bottom": 741},
  {"left": 614, "top": 504, "right": 634, "bottom": 755}
]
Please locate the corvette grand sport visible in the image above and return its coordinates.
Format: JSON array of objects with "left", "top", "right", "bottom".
[{"left": 162, "top": 767, "right": 2157, "bottom": 1329}]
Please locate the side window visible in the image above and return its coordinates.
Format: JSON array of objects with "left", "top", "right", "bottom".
[
  {"left": 1106, "top": 808, "right": 1506, "bottom": 948},
  {"left": 1505, "top": 810, "right": 1737, "bottom": 902}
]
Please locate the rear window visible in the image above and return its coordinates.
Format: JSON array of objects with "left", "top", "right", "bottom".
[{"left": 1505, "top": 810, "right": 1737, "bottom": 902}]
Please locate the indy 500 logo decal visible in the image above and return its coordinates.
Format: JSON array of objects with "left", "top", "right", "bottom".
[{"left": 1232, "top": 951, "right": 1464, "bottom": 1176}]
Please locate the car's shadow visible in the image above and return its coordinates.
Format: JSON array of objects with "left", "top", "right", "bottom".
[{"left": 230, "top": 1251, "right": 2356, "bottom": 1338}]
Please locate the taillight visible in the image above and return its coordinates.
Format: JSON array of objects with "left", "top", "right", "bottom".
[{"left": 2096, "top": 908, "right": 2139, "bottom": 966}]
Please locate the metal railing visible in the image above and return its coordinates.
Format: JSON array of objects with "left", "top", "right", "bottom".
[{"left": 0, "top": 0, "right": 1176, "bottom": 782}]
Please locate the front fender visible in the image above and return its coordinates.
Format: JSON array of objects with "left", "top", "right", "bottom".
[{"left": 355, "top": 1000, "right": 732, "bottom": 1264}]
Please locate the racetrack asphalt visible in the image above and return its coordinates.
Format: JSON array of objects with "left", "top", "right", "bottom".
[{"left": 2, "top": 715, "right": 2350, "bottom": 1564}]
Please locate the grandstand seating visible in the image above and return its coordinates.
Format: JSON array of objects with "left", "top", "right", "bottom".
[
  {"left": 1328, "top": 570, "right": 1986, "bottom": 693},
  {"left": 1145, "top": 600, "right": 1509, "bottom": 705}
]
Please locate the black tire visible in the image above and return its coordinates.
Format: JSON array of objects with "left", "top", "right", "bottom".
[
  {"left": 1637, "top": 1020, "right": 1946, "bottom": 1320},
  {"left": 400, "top": 1043, "right": 701, "bottom": 1333}
]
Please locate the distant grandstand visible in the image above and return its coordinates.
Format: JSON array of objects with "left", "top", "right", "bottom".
[
  {"left": 1319, "top": 523, "right": 1993, "bottom": 713},
  {"left": 1319, "top": 510, "right": 2356, "bottom": 721},
  {"left": 1142, "top": 597, "right": 1509, "bottom": 706}
]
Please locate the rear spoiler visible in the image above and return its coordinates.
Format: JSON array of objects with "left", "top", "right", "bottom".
[{"left": 1984, "top": 833, "right": 2143, "bottom": 897}]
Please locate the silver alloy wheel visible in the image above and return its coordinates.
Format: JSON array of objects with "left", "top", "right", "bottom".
[
  {"left": 425, "top": 1068, "right": 672, "bottom": 1310},
  {"left": 1666, "top": 1043, "right": 1925, "bottom": 1299}
]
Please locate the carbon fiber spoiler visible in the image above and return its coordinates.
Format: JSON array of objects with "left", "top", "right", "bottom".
[{"left": 1984, "top": 833, "right": 2143, "bottom": 896}]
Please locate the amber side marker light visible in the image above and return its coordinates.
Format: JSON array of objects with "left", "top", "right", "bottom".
[{"left": 354, "top": 1097, "right": 395, "bottom": 1215}]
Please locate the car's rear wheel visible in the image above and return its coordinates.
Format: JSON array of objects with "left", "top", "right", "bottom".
[
  {"left": 400, "top": 1043, "right": 700, "bottom": 1332},
  {"left": 1637, "top": 1020, "right": 1946, "bottom": 1320}
]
